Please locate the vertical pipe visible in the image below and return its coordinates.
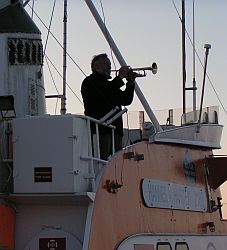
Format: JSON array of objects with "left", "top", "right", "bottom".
[
  {"left": 112, "top": 128, "right": 115, "bottom": 155},
  {"left": 87, "top": 119, "right": 95, "bottom": 191},
  {"left": 182, "top": 0, "right": 186, "bottom": 114},
  {"left": 61, "top": 0, "right": 67, "bottom": 115},
  {"left": 197, "top": 44, "right": 211, "bottom": 126},
  {"left": 95, "top": 123, "right": 100, "bottom": 158},
  {"left": 139, "top": 111, "right": 144, "bottom": 131},
  {"left": 84, "top": 0, "right": 162, "bottom": 132},
  {"left": 192, "top": 0, "right": 197, "bottom": 112}
]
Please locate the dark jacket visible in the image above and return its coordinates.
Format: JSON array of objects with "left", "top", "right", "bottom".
[{"left": 81, "top": 73, "right": 135, "bottom": 135}]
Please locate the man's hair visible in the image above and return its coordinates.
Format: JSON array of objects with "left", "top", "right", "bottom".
[{"left": 91, "top": 53, "right": 108, "bottom": 72}]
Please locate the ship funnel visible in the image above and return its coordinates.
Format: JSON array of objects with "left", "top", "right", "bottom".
[{"left": 0, "top": 1, "right": 46, "bottom": 117}]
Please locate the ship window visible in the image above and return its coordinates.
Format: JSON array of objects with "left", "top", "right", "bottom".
[
  {"left": 17, "top": 40, "right": 24, "bottom": 64},
  {"left": 157, "top": 242, "right": 172, "bottom": 250},
  {"left": 25, "top": 42, "right": 31, "bottom": 64},
  {"left": 37, "top": 42, "right": 43, "bottom": 65},
  {"left": 8, "top": 41, "right": 16, "bottom": 65},
  {"left": 32, "top": 42, "right": 37, "bottom": 64},
  {"left": 175, "top": 242, "right": 189, "bottom": 250},
  {"left": 8, "top": 38, "right": 43, "bottom": 65}
]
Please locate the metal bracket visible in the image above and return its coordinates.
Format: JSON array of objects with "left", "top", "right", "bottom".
[
  {"left": 134, "top": 153, "right": 144, "bottom": 161},
  {"left": 104, "top": 179, "right": 122, "bottom": 194},
  {"left": 123, "top": 152, "right": 134, "bottom": 160}
]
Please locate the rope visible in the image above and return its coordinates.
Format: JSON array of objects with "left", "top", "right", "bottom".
[
  {"left": 26, "top": 3, "right": 87, "bottom": 77},
  {"left": 99, "top": 0, "right": 117, "bottom": 70},
  {"left": 44, "top": 55, "right": 60, "bottom": 114},
  {"left": 43, "top": 0, "right": 57, "bottom": 57},
  {"left": 25, "top": 1, "right": 85, "bottom": 109},
  {"left": 45, "top": 55, "right": 83, "bottom": 106}
]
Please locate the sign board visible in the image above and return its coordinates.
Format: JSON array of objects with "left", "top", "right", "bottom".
[
  {"left": 34, "top": 167, "right": 52, "bottom": 182},
  {"left": 142, "top": 178, "right": 207, "bottom": 212}
]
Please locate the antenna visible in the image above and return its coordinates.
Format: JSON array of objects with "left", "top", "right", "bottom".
[
  {"left": 61, "top": 0, "right": 68, "bottom": 115},
  {"left": 182, "top": 0, "right": 197, "bottom": 115},
  {"left": 182, "top": 0, "right": 186, "bottom": 114},
  {"left": 197, "top": 44, "right": 211, "bottom": 128},
  {"left": 192, "top": 0, "right": 197, "bottom": 112}
]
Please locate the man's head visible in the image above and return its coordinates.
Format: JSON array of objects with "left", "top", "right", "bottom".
[{"left": 91, "top": 53, "right": 111, "bottom": 78}]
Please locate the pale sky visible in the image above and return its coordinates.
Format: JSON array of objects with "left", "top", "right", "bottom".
[{"left": 25, "top": 0, "right": 227, "bottom": 213}]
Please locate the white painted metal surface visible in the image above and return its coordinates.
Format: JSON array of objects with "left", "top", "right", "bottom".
[
  {"left": 0, "top": 33, "right": 46, "bottom": 117},
  {"left": 15, "top": 205, "right": 87, "bottom": 250},
  {"left": 117, "top": 234, "right": 227, "bottom": 250},
  {"left": 13, "top": 115, "right": 90, "bottom": 193},
  {"left": 24, "top": 228, "right": 82, "bottom": 250},
  {"left": 151, "top": 124, "right": 223, "bottom": 149}
]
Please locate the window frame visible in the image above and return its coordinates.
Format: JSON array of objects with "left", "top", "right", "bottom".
[
  {"left": 156, "top": 242, "right": 172, "bottom": 250},
  {"left": 175, "top": 242, "right": 189, "bottom": 250}
]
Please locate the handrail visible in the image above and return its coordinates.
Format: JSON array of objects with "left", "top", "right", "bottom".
[
  {"left": 99, "top": 106, "right": 120, "bottom": 123},
  {"left": 81, "top": 115, "right": 117, "bottom": 191},
  {"left": 105, "top": 108, "right": 127, "bottom": 126},
  {"left": 86, "top": 119, "right": 96, "bottom": 192}
]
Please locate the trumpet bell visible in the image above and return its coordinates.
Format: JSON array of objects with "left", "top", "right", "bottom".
[
  {"left": 151, "top": 62, "right": 158, "bottom": 74},
  {"left": 131, "top": 62, "right": 158, "bottom": 75},
  {"left": 111, "top": 62, "right": 158, "bottom": 78}
]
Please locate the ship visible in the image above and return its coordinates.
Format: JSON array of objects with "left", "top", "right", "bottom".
[{"left": 1, "top": 0, "right": 227, "bottom": 249}]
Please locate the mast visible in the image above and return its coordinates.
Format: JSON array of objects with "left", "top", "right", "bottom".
[
  {"left": 61, "top": 0, "right": 67, "bottom": 115},
  {"left": 192, "top": 0, "right": 197, "bottom": 112},
  {"left": 182, "top": 0, "right": 186, "bottom": 114},
  {"left": 84, "top": 0, "right": 162, "bottom": 132}
]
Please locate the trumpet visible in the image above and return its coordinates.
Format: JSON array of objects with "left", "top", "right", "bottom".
[{"left": 111, "top": 62, "right": 158, "bottom": 77}]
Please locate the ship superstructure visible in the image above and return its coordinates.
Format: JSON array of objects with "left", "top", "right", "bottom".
[{"left": 0, "top": 1, "right": 227, "bottom": 250}]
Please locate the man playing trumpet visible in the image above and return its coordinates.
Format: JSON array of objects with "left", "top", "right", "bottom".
[{"left": 81, "top": 53, "right": 136, "bottom": 160}]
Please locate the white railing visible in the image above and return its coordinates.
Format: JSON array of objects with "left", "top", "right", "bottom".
[{"left": 80, "top": 108, "right": 127, "bottom": 191}]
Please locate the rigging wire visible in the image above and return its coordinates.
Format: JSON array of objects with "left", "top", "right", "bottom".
[
  {"left": 37, "top": 0, "right": 56, "bottom": 83},
  {"left": 31, "top": 0, "right": 35, "bottom": 19},
  {"left": 39, "top": 0, "right": 58, "bottom": 112},
  {"left": 26, "top": 3, "right": 87, "bottom": 77},
  {"left": 43, "top": 0, "right": 57, "bottom": 57},
  {"left": 99, "top": 0, "right": 132, "bottom": 186},
  {"left": 192, "top": 0, "right": 196, "bottom": 111},
  {"left": 25, "top": 2, "right": 84, "bottom": 108},
  {"left": 45, "top": 54, "right": 83, "bottom": 106},
  {"left": 44, "top": 56, "right": 60, "bottom": 95},
  {"left": 99, "top": 0, "right": 117, "bottom": 70},
  {"left": 44, "top": 55, "right": 60, "bottom": 114},
  {"left": 171, "top": 0, "right": 227, "bottom": 118},
  {"left": 23, "top": 0, "right": 31, "bottom": 8},
  {"left": 99, "top": 0, "right": 130, "bottom": 123}
]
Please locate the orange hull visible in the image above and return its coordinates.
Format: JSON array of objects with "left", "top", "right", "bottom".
[
  {"left": 88, "top": 142, "right": 227, "bottom": 249},
  {"left": 0, "top": 203, "right": 15, "bottom": 250}
]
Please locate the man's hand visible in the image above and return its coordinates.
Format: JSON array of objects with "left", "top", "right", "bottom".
[
  {"left": 126, "top": 71, "right": 137, "bottom": 82},
  {"left": 118, "top": 66, "right": 132, "bottom": 79}
]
